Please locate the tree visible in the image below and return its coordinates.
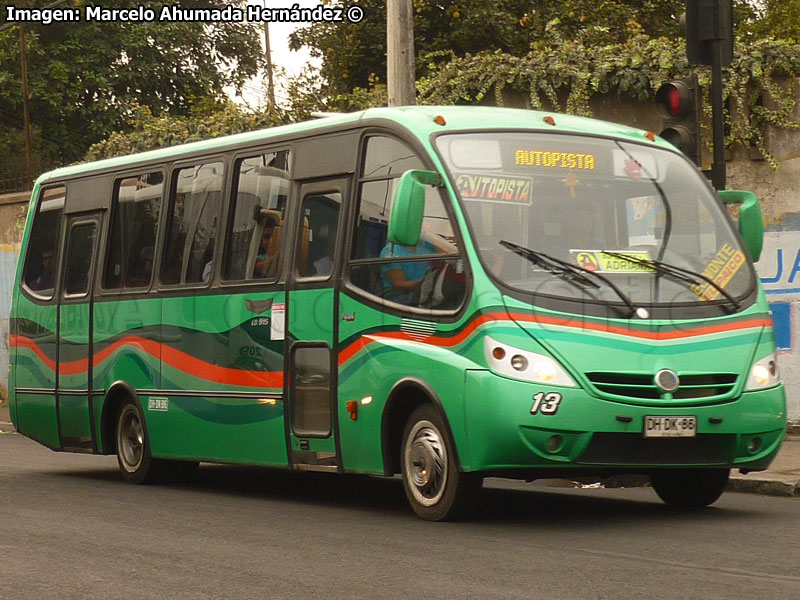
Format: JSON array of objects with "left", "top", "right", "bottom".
[
  {"left": 84, "top": 101, "right": 287, "bottom": 161},
  {"left": 738, "top": 0, "right": 800, "bottom": 42},
  {"left": 289, "top": 0, "right": 685, "bottom": 100},
  {"left": 0, "top": 0, "right": 264, "bottom": 179}
]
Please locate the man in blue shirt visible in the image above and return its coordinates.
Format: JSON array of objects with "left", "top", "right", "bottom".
[{"left": 380, "top": 240, "right": 436, "bottom": 305}]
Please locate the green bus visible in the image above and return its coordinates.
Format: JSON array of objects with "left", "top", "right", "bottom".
[{"left": 9, "top": 106, "right": 785, "bottom": 520}]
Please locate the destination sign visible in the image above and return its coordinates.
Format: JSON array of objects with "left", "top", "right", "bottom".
[
  {"left": 455, "top": 173, "right": 533, "bottom": 204},
  {"left": 514, "top": 150, "right": 597, "bottom": 170}
]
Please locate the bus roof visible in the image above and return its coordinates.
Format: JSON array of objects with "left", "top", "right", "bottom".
[{"left": 38, "top": 106, "right": 674, "bottom": 184}]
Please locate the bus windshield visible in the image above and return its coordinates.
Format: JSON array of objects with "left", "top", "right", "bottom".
[{"left": 435, "top": 132, "right": 755, "bottom": 307}]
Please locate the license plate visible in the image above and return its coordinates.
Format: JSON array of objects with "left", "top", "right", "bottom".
[{"left": 643, "top": 416, "right": 697, "bottom": 438}]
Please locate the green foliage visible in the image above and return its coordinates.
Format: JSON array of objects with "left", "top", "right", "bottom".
[
  {"left": 84, "top": 102, "right": 287, "bottom": 161},
  {"left": 290, "top": 0, "right": 685, "bottom": 97},
  {"left": 283, "top": 69, "right": 387, "bottom": 119},
  {"left": 0, "top": 0, "right": 263, "bottom": 176},
  {"left": 417, "top": 36, "right": 800, "bottom": 167},
  {"left": 738, "top": 0, "right": 800, "bottom": 43}
]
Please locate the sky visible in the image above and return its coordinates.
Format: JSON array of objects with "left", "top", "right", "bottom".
[{"left": 232, "top": 1, "right": 325, "bottom": 108}]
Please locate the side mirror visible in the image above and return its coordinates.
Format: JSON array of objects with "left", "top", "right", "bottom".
[
  {"left": 387, "top": 170, "right": 442, "bottom": 247},
  {"left": 718, "top": 189, "right": 764, "bottom": 262}
]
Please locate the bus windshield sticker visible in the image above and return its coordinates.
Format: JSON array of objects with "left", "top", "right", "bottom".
[
  {"left": 564, "top": 172, "right": 580, "bottom": 197},
  {"left": 455, "top": 173, "right": 533, "bottom": 205},
  {"left": 612, "top": 147, "right": 659, "bottom": 180},
  {"left": 571, "top": 250, "right": 655, "bottom": 273},
  {"left": 690, "top": 243, "right": 746, "bottom": 301},
  {"left": 270, "top": 303, "right": 285, "bottom": 340}
]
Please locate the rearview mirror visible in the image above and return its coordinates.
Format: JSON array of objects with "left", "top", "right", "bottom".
[
  {"left": 388, "top": 170, "right": 442, "bottom": 247},
  {"left": 718, "top": 190, "right": 764, "bottom": 262}
]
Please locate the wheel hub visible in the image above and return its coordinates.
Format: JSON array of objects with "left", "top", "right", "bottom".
[{"left": 405, "top": 422, "right": 447, "bottom": 507}]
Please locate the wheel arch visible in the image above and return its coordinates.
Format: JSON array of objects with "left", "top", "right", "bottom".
[
  {"left": 99, "top": 381, "right": 142, "bottom": 455},
  {"left": 380, "top": 377, "right": 463, "bottom": 476}
]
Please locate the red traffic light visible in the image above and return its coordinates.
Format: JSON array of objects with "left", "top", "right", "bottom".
[
  {"left": 655, "top": 76, "right": 701, "bottom": 166},
  {"left": 656, "top": 81, "right": 693, "bottom": 119}
]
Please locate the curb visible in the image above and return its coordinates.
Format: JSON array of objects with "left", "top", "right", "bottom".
[{"left": 728, "top": 475, "right": 800, "bottom": 497}]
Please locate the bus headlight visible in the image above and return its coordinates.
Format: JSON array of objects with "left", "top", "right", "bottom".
[
  {"left": 745, "top": 352, "right": 781, "bottom": 391},
  {"left": 484, "top": 336, "right": 576, "bottom": 387}
]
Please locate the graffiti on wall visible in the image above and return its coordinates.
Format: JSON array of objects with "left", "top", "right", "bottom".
[{"left": 756, "top": 231, "right": 800, "bottom": 351}]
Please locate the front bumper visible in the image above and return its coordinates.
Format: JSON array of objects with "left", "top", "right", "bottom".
[{"left": 462, "top": 370, "right": 786, "bottom": 473}]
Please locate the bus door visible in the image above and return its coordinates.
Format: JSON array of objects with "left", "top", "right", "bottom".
[
  {"left": 286, "top": 178, "right": 347, "bottom": 471},
  {"left": 57, "top": 213, "right": 102, "bottom": 452}
]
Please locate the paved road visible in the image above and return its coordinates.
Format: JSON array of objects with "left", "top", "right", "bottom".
[{"left": 2, "top": 432, "right": 799, "bottom": 600}]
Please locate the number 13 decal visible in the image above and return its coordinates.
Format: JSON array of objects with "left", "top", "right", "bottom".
[{"left": 531, "top": 392, "right": 563, "bottom": 415}]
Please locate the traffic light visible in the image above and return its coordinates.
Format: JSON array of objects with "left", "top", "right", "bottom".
[
  {"left": 655, "top": 76, "right": 701, "bottom": 166},
  {"left": 684, "top": 0, "right": 733, "bottom": 68}
]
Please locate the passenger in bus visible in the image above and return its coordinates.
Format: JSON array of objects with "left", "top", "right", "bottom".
[
  {"left": 311, "top": 226, "right": 337, "bottom": 277},
  {"left": 126, "top": 246, "right": 154, "bottom": 287},
  {"left": 380, "top": 240, "right": 436, "bottom": 305},
  {"left": 30, "top": 246, "right": 55, "bottom": 291},
  {"left": 253, "top": 222, "right": 279, "bottom": 278}
]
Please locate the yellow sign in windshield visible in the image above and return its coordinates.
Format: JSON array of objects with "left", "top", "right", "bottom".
[
  {"left": 691, "top": 244, "right": 746, "bottom": 301},
  {"left": 571, "top": 251, "right": 655, "bottom": 273}
]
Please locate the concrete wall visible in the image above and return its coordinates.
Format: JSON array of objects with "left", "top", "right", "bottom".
[{"left": 0, "top": 192, "right": 29, "bottom": 403}]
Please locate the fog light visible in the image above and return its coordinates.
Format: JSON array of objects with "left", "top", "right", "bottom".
[
  {"left": 546, "top": 435, "right": 563, "bottom": 453},
  {"left": 747, "top": 437, "right": 762, "bottom": 454},
  {"left": 511, "top": 355, "right": 528, "bottom": 371}
]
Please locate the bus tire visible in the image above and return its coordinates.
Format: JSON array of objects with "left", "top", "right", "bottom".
[
  {"left": 115, "top": 400, "right": 167, "bottom": 485},
  {"left": 401, "top": 405, "right": 482, "bottom": 521},
  {"left": 651, "top": 468, "right": 730, "bottom": 508}
]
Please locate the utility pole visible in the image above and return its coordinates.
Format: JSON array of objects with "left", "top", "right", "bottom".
[
  {"left": 19, "top": 22, "right": 33, "bottom": 184},
  {"left": 263, "top": 1, "right": 275, "bottom": 106},
  {"left": 709, "top": 36, "right": 726, "bottom": 191},
  {"left": 386, "top": 0, "right": 415, "bottom": 106},
  {"left": 0, "top": 0, "right": 72, "bottom": 187}
]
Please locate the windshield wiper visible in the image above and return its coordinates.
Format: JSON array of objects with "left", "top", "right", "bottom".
[
  {"left": 500, "top": 240, "right": 642, "bottom": 318},
  {"left": 601, "top": 251, "right": 741, "bottom": 311}
]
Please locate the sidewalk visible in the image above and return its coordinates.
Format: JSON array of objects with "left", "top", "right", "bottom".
[
  {"left": 728, "top": 434, "right": 800, "bottom": 497},
  {"left": 0, "top": 402, "right": 798, "bottom": 496}
]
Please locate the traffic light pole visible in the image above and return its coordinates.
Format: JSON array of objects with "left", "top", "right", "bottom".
[{"left": 710, "top": 38, "right": 726, "bottom": 190}]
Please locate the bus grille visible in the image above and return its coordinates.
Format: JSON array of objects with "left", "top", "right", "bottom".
[
  {"left": 579, "top": 433, "right": 735, "bottom": 465},
  {"left": 585, "top": 372, "right": 738, "bottom": 401}
]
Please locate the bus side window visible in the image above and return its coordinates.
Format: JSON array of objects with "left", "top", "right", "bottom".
[
  {"left": 63, "top": 223, "right": 97, "bottom": 297},
  {"left": 22, "top": 185, "right": 66, "bottom": 299},
  {"left": 223, "top": 150, "right": 290, "bottom": 282},
  {"left": 102, "top": 171, "right": 163, "bottom": 290},
  {"left": 297, "top": 192, "right": 342, "bottom": 279},
  {"left": 161, "top": 161, "right": 225, "bottom": 285},
  {"left": 349, "top": 136, "right": 465, "bottom": 309}
]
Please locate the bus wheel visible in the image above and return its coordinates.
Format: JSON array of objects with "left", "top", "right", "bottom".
[
  {"left": 401, "top": 405, "right": 482, "bottom": 521},
  {"left": 651, "top": 468, "right": 730, "bottom": 508},
  {"left": 116, "top": 401, "right": 164, "bottom": 484}
]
